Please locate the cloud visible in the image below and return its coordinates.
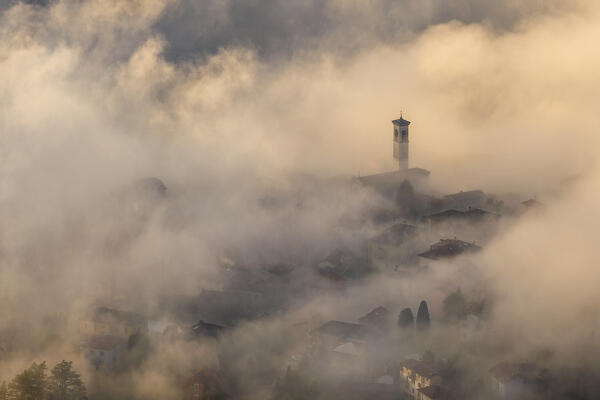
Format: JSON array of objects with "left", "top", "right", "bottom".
[{"left": 2, "top": 0, "right": 600, "bottom": 397}]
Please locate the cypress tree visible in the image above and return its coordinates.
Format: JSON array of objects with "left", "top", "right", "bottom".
[
  {"left": 398, "top": 308, "right": 415, "bottom": 329},
  {"left": 416, "top": 301, "right": 430, "bottom": 331}
]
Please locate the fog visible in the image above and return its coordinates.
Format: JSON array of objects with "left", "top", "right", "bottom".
[{"left": 2, "top": 0, "right": 600, "bottom": 398}]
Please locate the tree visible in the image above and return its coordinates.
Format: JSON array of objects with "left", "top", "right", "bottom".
[
  {"left": 443, "top": 288, "right": 468, "bottom": 321},
  {"left": 398, "top": 308, "right": 414, "bottom": 329},
  {"left": 48, "top": 361, "right": 86, "bottom": 400},
  {"left": 0, "top": 382, "right": 8, "bottom": 400},
  {"left": 416, "top": 301, "right": 430, "bottom": 331},
  {"left": 7, "top": 362, "right": 48, "bottom": 400}
]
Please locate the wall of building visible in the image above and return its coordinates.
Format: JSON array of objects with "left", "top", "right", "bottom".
[{"left": 84, "top": 345, "right": 121, "bottom": 369}]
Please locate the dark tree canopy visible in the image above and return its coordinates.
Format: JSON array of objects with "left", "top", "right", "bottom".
[
  {"left": 416, "top": 300, "right": 430, "bottom": 330},
  {"left": 443, "top": 288, "right": 468, "bottom": 321},
  {"left": 398, "top": 307, "right": 415, "bottom": 329},
  {"left": 5, "top": 361, "right": 85, "bottom": 400},
  {"left": 48, "top": 360, "right": 86, "bottom": 400},
  {"left": 7, "top": 362, "right": 48, "bottom": 400},
  {"left": 0, "top": 382, "right": 7, "bottom": 400}
]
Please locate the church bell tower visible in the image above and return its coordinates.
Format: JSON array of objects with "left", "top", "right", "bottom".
[{"left": 392, "top": 114, "right": 411, "bottom": 170}]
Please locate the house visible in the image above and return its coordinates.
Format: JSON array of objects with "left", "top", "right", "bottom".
[
  {"left": 367, "top": 223, "right": 420, "bottom": 271},
  {"left": 421, "top": 208, "right": 499, "bottom": 244},
  {"left": 357, "top": 306, "right": 391, "bottom": 331},
  {"left": 312, "top": 320, "right": 368, "bottom": 341},
  {"left": 330, "top": 341, "right": 367, "bottom": 376},
  {"left": 184, "top": 369, "right": 229, "bottom": 400},
  {"left": 310, "top": 320, "right": 369, "bottom": 351},
  {"left": 185, "top": 289, "right": 269, "bottom": 327},
  {"left": 422, "top": 208, "right": 493, "bottom": 228},
  {"left": 399, "top": 359, "right": 442, "bottom": 399},
  {"left": 442, "top": 190, "right": 488, "bottom": 211},
  {"left": 81, "top": 335, "right": 125, "bottom": 370},
  {"left": 317, "top": 248, "right": 370, "bottom": 281},
  {"left": 489, "top": 362, "right": 548, "bottom": 399},
  {"left": 332, "top": 341, "right": 365, "bottom": 358},
  {"left": 418, "top": 239, "right": 481, "bottom": 261},
  {"left": 80, "top": 306, "right": 147, "bottom": 339},
  {"left": 417, "top": 385, "right": 454, "bottom": 400}
]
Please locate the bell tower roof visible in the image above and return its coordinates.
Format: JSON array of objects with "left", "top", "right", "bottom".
[{"left": 392, "top": 116, "right": 411, "bottom": 127}]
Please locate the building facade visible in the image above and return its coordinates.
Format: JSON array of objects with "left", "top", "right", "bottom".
[
  {"left": 81, "top": 335, "right": 125, "bottom": 370},
  {"left": 80, "top": 306, "right": 147, "bottom": 339},
  {"left": 400, "top": 359, "right": 442, "bottom": 399}
]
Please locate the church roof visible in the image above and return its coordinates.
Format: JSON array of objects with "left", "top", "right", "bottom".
[
  {"left": 357, "top": 169, "right": 429, "bottom": 188},
  {"left": 392, "top": 117, "right": 411, "bottom": 126}
]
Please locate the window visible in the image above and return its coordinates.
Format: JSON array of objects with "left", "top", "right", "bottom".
[
  {"left": 394, "top": 128, "right": 399, "bottom": 139},
  {"left": 193, "top": 383, "right": 200, "bottom": 393},
  {"left": 402, "top": 130, "right": 408, "bottom": 141}
]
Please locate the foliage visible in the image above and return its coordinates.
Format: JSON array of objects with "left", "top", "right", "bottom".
[
  {"left": 7, "top": 362, "right": 48, "bottom": 400},
  {"left": 416, "top": 300, "right": 430, "bottom": 331},
  {"left": 443, "top": 288, "right": 468, "bottom": 321},
  {"left": 5, "top": 361, "right": 85, "bottom": 400},
  {"left": 397, "top": 307, "right": 414, "bottom": 329},
  {"left": 0, "top": 382, "right": 7, "bottom": 400},
  {"left": 48, "top": 361, "right": 86, "bottom": 400}
]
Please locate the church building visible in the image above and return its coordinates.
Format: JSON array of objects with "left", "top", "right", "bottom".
[{"left": 357, "top": 114, "right": 429, "bottom": 195}]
